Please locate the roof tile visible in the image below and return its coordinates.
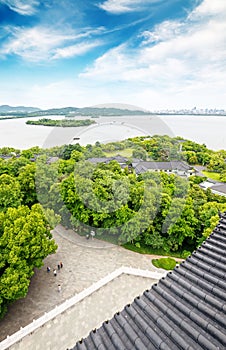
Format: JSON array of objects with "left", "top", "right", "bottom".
[{"left": 71, "top": 216, "right": 226, "bottom": 350}]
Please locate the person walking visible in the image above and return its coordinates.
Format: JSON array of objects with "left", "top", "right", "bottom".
[
  {"left": 53, "top": 269, "right": 57, "bottom": 277},
  {"left": 60, "top": 261, "right": 63, "bottom": 268},
  {"left": 47, "top": 266, "right": 51, "bottom": 273},
  {"left": 57, "top": 264, "right": 60, "bottom": 270},
  {"left": 58, "top": 284, "right": 61, "bottom": 293},
  {"left": 90, "top": 230, "right": 95, "bottom": 240}
]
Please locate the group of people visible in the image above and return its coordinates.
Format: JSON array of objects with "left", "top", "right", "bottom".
[
  {"left": 46, "top": 262, "right": 63, "bottom": 292},
  {"left": 47, "top": 261, "right": 63, "bottom": 275}
]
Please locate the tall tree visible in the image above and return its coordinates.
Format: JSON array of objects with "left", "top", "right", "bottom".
[{"left": 0, "top": 204, "right": 57, "bottom": 318}]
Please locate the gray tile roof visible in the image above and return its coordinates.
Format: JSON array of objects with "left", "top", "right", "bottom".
[
  {"left": 71, "top": 214, "right": 226, "bottom": 350},
  {"left": 46, "top": 156, "right": 59, "bottom": 164},
  {"left": 211, "top": 183, "right": 226, "bottom": 195},
  {"left": 111, "top": 155, "right": 128, "bottom": 164},
  {"left": 134, "top": 161, "right": 192, "bottom": 171},
  {"left": 87, "top": 158, "right": 193, "bottom": 176},
  {"left": 87, "top": 155, "right": 128, "bottom": 165},
  {"left": 133, "top": 161, "right": 193, "bottom": 175}
]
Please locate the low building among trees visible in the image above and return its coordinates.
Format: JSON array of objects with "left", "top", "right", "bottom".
[
  {"left": 87, "top": 156, "right": 194, "bottom": 177},
  {"left": 132, "top": 160, "right": 194, "bottom": 177}
]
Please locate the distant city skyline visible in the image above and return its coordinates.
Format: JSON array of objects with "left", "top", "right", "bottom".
[
  {"left": 0, "top": 0, "right": 226, "bottom": 110},
  {"left": 1, "top": 103, "right": 226, "bottom": 117}
]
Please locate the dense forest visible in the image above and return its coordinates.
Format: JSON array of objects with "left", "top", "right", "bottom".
[
  {"left": 0, "top": 135, "right": 226, "bottom": 318},
  {"left": 56, "top": 137, "right": 226, "bottom": 255}
]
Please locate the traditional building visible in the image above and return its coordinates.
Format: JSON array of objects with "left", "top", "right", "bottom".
[
  {"left": 200, "top": 180, "right": 226, "bottom": 197},
  {"left": 87, "top": 155, "right": 128, "bottom": 166},
  {"left": 210, "top": 183, "right": 226, "bottom": 197},
  {"left": 71, "top": 214, "right": 226, "bottom": 350},
  {"left": 132, "top": 161, "right": 193, "bottom": 177},
  {"left": 87, "top": 157, "right": 194, "bottom": 177}
]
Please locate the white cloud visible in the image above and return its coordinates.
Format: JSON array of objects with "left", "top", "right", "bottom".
[
  {"left": 98, "top": 0, "right": 161, "bottom": 14},
  {"left": 0, "top": 26, "right": 103, "bottom": 62},
  {"left": 0, "top": 0, "right": 39, "bottom": 15},
  {"left": 1, "top": 0, "right": 226, "bottom": 111},
  {"left": 190, "top": 0, "right": 226, "bottom": 18},
  {"left": 140, "top": 21, "right": 183, "bottom": 45},
  {"left": 80, "top": 45, "right": 135, "bottom": 80},
  {"left": 81, "top": 0, "right": 226, "bottom": 109},
  {"left": 52, "top": 41, "right": 102, "bottom": 60},
  {"left": 0, "top": 27, "right": 73, "bottom": 61}
]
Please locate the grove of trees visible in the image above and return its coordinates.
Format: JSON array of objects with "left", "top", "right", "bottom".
[
  {"left": 0, "top": 147, "right": 58, "bottom": 319},
  {"left": 31, "top": 136, "right": 226, "bottom": 257},
  {"left": 26, "top": 118, "right": 96, "bottom": 127},
  {"left": 1, "top": 135, "right": 226, "bottom": 318}
]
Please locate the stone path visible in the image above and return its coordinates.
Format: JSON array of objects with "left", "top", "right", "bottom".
[{"left": 0, "top": 225, "right": 166, "bottom": 349}]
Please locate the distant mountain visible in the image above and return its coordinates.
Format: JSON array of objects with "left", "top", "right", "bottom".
[
  {"left": 0, "top": 105, "right": 41, "bottom": 113},
  {"left": 70, "top": 106, "right": 150, "bottom": 116},
  {"left": 0, "top": 104, "right": 150, "bottom": 118},
  {"left": 91, "top": 103, "right": 149, "bottom": 112},
  {"left": 26, "top": 105, "right": 150, "bottom": 117},
  {"left": 34, "top": 107, "right": 79, "bottom": 116}
]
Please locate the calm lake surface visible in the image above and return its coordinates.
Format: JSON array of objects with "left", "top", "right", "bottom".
[{"left": 0, "top": 114, "right": 225, "bottom": 150}]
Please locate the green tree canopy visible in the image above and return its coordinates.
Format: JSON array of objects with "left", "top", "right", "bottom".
[
  {"left": 0, "top": 204, "right": 57, "bottom": 318},
  {"left": 0, "top": 174, "right": 21, "bottom": 211}
]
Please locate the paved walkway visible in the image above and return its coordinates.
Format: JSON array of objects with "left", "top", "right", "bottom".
[
  {"left": 7, "top": 274, "right": 159, "bottom": 350},
  {"left": 0, "top": 225, "right": 167, "bottom": 349}
]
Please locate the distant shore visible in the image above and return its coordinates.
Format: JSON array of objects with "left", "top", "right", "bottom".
[{"left": 1, "top": 113, "right": 226, "bottom": 121}]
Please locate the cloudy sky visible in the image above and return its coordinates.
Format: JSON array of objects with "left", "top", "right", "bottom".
[{"left": 0, "top": 0, "right": 226, "bottom": 110}]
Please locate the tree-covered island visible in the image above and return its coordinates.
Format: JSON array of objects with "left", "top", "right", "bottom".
[{"left": 26, "top": 118, "right": 96, "bottom": 127}]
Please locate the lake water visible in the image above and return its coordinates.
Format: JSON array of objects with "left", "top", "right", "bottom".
[{"left": 0, "top": 114, "right": 225, "bottom": 150}]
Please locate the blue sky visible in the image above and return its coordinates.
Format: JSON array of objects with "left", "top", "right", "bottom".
[{"left": 0, "top": 0, "right": 225, "bottom": 110}]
